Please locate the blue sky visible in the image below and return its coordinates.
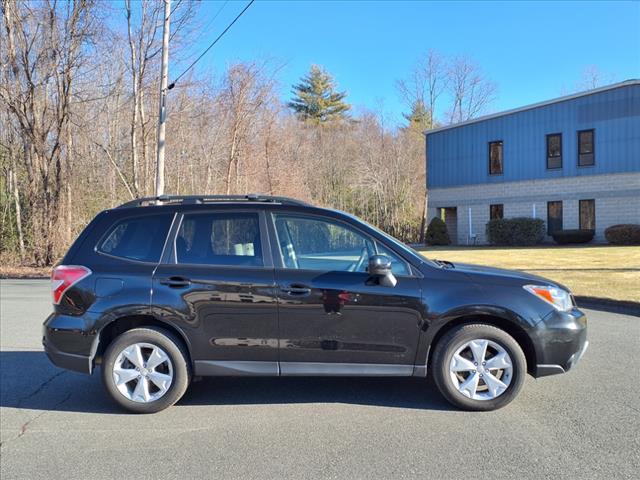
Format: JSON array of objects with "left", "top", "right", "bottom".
[{"left": 176, "top": 0, "right": 640, "bottom": 126}]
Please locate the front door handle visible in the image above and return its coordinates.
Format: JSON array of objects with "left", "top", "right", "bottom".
[
  {"left": 281, "top": 284, "right": 311, "bottom": 295},
  {"left": 159, "top": 276, "right": 191, "bottom": 288}
]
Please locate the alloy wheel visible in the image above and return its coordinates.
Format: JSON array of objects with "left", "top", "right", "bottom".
[
  {"left": 449, "top": 338, "right": 513, "bottom": 401},
  {"left": 112, "top": 342, "right": 174, "bottom": 403}
]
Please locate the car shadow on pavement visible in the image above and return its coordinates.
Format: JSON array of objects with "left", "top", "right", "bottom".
[
  {"left": 0, "top": 351, "right": 452, "bottom": 413},
  {"left": 0, "top": 351, "right": 117, "bottom": 414},
  {"left": 181, "top": 376, "right": 452, "bottom": 411}
]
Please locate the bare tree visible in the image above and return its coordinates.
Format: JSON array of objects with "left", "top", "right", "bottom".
[
  {"left": 217, "top": 62, "right": 278, "bottom": 194},
  {"left": 396, "top": 50, "right": 451, "bottom": 241},
  {"left": 446, "top": 56, "right": 497, "bottom": 124},
  {"left": 1, "top": 0, "right": 96, "bottom": 265},
  {"left": 396, "top": 49, "right": 447, "bottom": 129},
  {"left": 573, "top": 65, "right": 617, "bottom": 92},
  {"left": 123, "top": 0, "right": 197, "bottom": 196},
  {"left": 124, "top": 0, "right": 163, "bottom": 195}
]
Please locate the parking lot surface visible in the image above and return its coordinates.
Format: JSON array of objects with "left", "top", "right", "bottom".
[{"left": 1, "top": 279, "right": 639, "bottom": 479}]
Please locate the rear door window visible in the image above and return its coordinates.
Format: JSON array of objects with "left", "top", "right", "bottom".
[
  {"left": 175, "top": 212, "right": 263, "bottom": 267},
  {"left": 99, "top": 214, "right": 173, "bottom": 262}
]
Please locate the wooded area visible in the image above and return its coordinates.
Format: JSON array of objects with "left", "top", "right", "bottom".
[{"left": 0, "top": 0, "right": 498, "bottom": 267}]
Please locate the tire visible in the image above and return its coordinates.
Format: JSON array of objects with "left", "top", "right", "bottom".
[
  {"left": 101, "top": 327, "right": 191, "bottom": 413},
  {"left": 432, "top": 323, "right": 526, "bottom": 411}
]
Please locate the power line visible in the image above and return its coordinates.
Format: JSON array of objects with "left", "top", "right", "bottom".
[
  {"left": 168, "top": 0, "right": 184, "bottom": 18},
  {"left": 184, "top": 0, "right": 229, "bottom": 55},
  {"left": 198, "top": 0, "right": 230, "bottom": 40},
  {"left": 168, "top": 0, "right": 254, "bottom": 89}
]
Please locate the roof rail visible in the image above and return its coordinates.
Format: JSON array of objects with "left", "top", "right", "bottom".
[{"left": 117, "top": 194, "right": 311, "bottom": 209}]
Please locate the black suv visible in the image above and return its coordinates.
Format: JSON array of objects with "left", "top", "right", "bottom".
[{"left": 44, "top": 195, "right": 588, "bottom": 413}]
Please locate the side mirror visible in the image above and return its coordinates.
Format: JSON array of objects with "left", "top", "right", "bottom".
[{"left": 368, "top": 255, "right": 397, "bottom": 287}]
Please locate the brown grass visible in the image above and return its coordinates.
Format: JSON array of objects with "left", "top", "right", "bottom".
[
  {"left": 417, "top": 245, "right": 640, "bottom": 303},
  {"left": 0, "top": 265, "right": 51, "bottom": 279}
]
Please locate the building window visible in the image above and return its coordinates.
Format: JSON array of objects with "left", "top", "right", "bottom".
[
  {"left": 490, "top": 204, "right": 504, "bottom": 220},
  {"left": 578, "top": 129, "right": 595, "bottom": 166},
  {"left": 489, "top": 141, "right": 503, "bottom": 175},
  {"left": 547, "top": 201, "right": 563, "bottom": 235},
  {"left": 546, "top": 133, "right": 562, "bottom": 169},
  {"left": 579, "top": 199, "right": 595, "bottom": 230}
]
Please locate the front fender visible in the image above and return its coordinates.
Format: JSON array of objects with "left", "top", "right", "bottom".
[{"left": 412, "top": 302, "right": 535, "bottom": 377}]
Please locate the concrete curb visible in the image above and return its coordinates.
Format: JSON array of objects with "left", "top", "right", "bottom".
[
  {"left": 0, "top": 275, "right": 49, "bottom": 280},
  {"left": 574, "top": 296, "right": 640, "bottom": 317}
]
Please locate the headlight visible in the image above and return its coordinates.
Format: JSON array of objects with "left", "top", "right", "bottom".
[{"left": 523, "top": 285, "right": 573, "bottom": 311}]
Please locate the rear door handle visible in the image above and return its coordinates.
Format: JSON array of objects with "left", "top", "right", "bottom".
[
  {"left": 281, "top": 284, "right": 311, "bottom": 295},
  {"left": 159, "top": 276, "right": 191, "bottom": 288}
]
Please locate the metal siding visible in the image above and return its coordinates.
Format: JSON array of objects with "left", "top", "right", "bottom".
[{"left": 427, "top": 84, "right": 640, "bottom": 188}]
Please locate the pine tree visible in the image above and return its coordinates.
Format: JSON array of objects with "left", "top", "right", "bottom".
[
  {"left": 402, "top": 100, "right": 433, "bottom": 133},
  {"left": 288, "top": 65, "right": 350, "bottom": 123}
]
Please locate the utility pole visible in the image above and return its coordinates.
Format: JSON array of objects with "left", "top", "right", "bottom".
[{"left": 155, "top": 0, "right": 171, "bottom": 197}]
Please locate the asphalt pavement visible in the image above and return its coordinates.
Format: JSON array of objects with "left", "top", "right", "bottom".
[{"left": 1, "top": 279, "right": 639, "bottom": 479}]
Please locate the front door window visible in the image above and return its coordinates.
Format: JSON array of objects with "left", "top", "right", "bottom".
[{"left": 272, "top": 214, "right": 409, "bottom": 275}]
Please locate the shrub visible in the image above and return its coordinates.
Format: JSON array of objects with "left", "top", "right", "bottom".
[
  {"left": 604, "top": 224, "right": 640, "bottom": 245},
  {"left": 551, "top": 229, "right": 594, "bottom": 245},
  {"left": 425, "top": 217, "right": 451, "bottom": 245},
  {"left": 486, "top": 217, "right": 545, "bottom": 246}
]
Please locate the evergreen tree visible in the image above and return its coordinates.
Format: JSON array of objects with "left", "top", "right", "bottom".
[
  {"left": 288, "top": 65, "right": 350, "bottom": 123},
  {"left": 425, "top": 217, "right": 451, "bottom": 245},
  {"left": 402, "top": 100, "right": 433, "bottom": 133}
]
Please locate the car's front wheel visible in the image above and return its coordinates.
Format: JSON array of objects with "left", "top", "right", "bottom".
[
  {"left": 432, "top": 323, "right": 526, "bottom": 411},
  {"left": 101, "top": 327, "right": 191, "bottom": 413}
]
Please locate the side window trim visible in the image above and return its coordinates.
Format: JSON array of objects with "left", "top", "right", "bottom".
[
  {"left": 160, "top": 212, "right": 182, "bottom": 265},
  {"left": 267, "top": 211, "right": 415, "bottom": 277},
  {"left": 164, "top": 209, "right": 274, "bottom": 269},
  {"left": 95, "top": 212, "right": 176, "bottom": 265}
]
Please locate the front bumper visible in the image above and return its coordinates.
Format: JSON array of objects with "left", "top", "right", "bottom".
[
  {"left": 532, "top": 307, "right": 588, "bottom": 378},
  {"left": 43, "top": 312, "right": 97, "bottom": 374}
]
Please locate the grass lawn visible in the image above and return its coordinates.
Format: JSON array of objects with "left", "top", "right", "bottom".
[{"left": 416, "top": 245, "right": 640, "bottom": 304}]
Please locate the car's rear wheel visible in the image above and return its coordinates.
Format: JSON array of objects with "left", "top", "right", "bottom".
[
  {"left": 432, "top": 323, "right": 526, "bottom": 411},
  {"left": 101, "top": 327, "right": 191, "bottom": 413}
]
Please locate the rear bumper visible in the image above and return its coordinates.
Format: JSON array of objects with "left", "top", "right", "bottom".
[
  {"left": 43, "top": 339, "right": 93, "bottom": 374},
  {"left": 43, "top": 312, "right": 97, "bottom": 374},
  {"left": 532, "top": 307, "right": 588, "bottom": 378}
]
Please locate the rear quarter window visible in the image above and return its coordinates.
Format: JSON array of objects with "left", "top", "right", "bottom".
[{"left": 98, "top": 214, "right": 173, "bottom": 263}]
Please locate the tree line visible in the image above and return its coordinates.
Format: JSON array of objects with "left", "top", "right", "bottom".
[{"left": 0, "top": 0, "right": 498, "bottom": 267}]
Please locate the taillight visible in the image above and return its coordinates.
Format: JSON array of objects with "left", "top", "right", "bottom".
[{"left": 51, "top": 265, "right": 92, "bottom": 304}]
